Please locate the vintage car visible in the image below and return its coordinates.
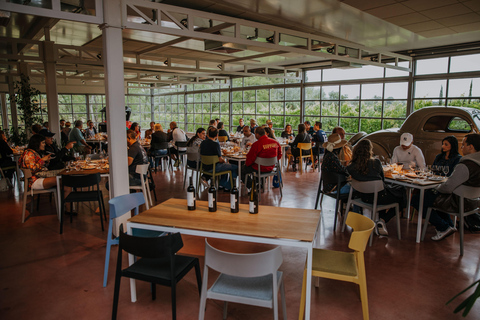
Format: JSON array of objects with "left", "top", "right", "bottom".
[{"left": 353, "top": 106, "right": 480, "bottom": 165}]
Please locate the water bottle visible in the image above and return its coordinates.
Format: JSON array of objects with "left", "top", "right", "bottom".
[
  {"left": 249, "top": 179, "right": 258, "bottom": 214},
  {"left": 208, "top": 181, "right": 217, "bottom": 212},
  {"left": 230, "top": 178, "right": 239, "bottom": 213},
  {"left": 187, "top": 176, "right": 196, "bottom": 211}
]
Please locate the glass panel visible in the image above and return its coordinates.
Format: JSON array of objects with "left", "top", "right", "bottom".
[
  {"left": 271, "top": 88, "right": 284, "bottom": 101},
  {"left": 285, "top": 102, "right": 300, "bottom": 115},
  {"left": 305, "top": 70, "right": 321, "bottom": 82},
  {"left": 360, "top": 119, "right": 381, "bottom": 133},
  {"left": 323, "top": 65, "right": 384, "bottom": 81},
  {"left": 416, "top": 57, "right": 448, "bottom": 75},
  {"left": 271, "top": 102, "right": 284, "bottom": 114},
  {"left": 340, "top": 101, "right": 359, "bottom": 116},
  {"left": 321, "top": 101, "right": 338, "bottom": 116},
  {"left": 383, "top": 119, "right": 403, "bottom": 129},
  {"left": 257, "top": 102, "right": 269, "bottom": 114},
  {"left": 322, "top": 85, "right": 339, "bottom": 99},
  {"left": 286, "top": 87, "right": 300, "bottom": 100},
  {"left": 304, "top": 101, "right": 320, "bottom": 116},
  {"left": 384, "top": 82, "right": 408, "bottom": 99},
  {"left": 243, "top": 90, "right": 255, "bottom": 101},
  {"left": 448, "top": 78, "right": 480, "bottom": 97},
  {"left": 244, "top": 103, "right": 255, "bottom": 114},
  {"left": 257, "top": 89, "right": 269, "bottom": 101},
  {"left": 361, "top": 101, "right": 382, "bottom": 117},
  {"left": 450, "top": 54, "right": 480, "bottom": 73},
  {"left": 305, "top": 86, "right": 320, "bottom": 100},
  {"left": 341, "top": 85, "right": 360, "bottom": 99},
  {"left": 361, "top": 83, "right": 383, "bottom": 99},
  {"left": 448, "top": 117, "right": 471, "bottom": 132},
  {"left": 384, "top": 101, "right": 407, "bottom": 118},
  {"left": 414, "top": 80, "right": 447, "bottom": 98},
  {"left": 285, "top": 116, "right": 300, "bottom": 129},
  {"left": 385, "top": 61, "right": 410, "bottom": 78},
  {"left": 340, "top": 118, "right": 359, "bottom": 134},
  {"left": 322, "top": 117, "right": 338, "bottom": 132}
]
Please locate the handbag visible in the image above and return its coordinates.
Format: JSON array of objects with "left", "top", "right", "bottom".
[{"left": 433, "top": 193, "right": 480, "bottom": 214}]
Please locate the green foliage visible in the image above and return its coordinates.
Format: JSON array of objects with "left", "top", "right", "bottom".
[
  {"left": 9, "top": 74, "right": 43, "bottom": 145},
  {"left": 447, "top": 279, "right": 480, "bottom": 317}
]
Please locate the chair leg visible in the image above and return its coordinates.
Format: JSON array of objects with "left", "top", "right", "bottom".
[
  {"left": 280, "top": 280, "right": 287, "bottom": 320},
  {"left": 103, "top": 241, "right": 112, "bottom": 287},
  {"left": 333, "top": 199, "right": 339, "bottom": 231},
  {"left": 22, "top": 189, "right": 28, "bottom": 223},
  {"left": 223, "top": 301, "right": 228, "bottom": 320},
  {"left": 151, "top": 283, "right": 156, "bottom": 300},
  {"left": 396, "top": 205, "right": 401, "bottom": 240},
  {"left": 421, "top": 208, "right": 433, "bottom": 241},
  {"left": 112, "top": 273, "right": 122, "bottom": 320},
  {"left": 314, "top": 179, "right": 322, "bottom": 210},
  {"left": 298, "top": 268, "right": 307, "bottom": 320},
  {"left": 358, "top": 266, "right": 370, "bottom": 320},
  {"left": 194, "top": 261, "right": 202, "bottom": 295},
  {"left": 460, "top": 214, "right": 465, "bottom": 256},
  {"left": 98, "top": 199, "right": 105, "bottom": 231},
  {"left": 171, "top": 281, "right": 177, "bottom": 320}
]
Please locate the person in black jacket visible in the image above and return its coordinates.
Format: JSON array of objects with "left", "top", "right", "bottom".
[
  {"left": 0, "top": 130, "right": 16, "bottom": 179},
  {"left": 217, "top": 122, "right": 230, "bottom": 141},
  {"left": 39, "top": 130, "right": 75, "bottom": 170},
  {"left": 289, "top": 123, "right": 311, "bottom": 171},
  {"left": 149, "top": 123, "right": 169, "bottom": 168}
]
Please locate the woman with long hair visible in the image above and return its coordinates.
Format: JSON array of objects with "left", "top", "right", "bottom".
[
  {"left": 432, "top": 135, "right": 461, "bottom": 176},
  {"left": 320, "top": 133, "right": 350, "bottom": 194},
  {"left": 289, "top": 123, "right": 311, "bottom": 171},
  {"left": 347, "top": 139, "right": 406, "bottom": 236},
  {"left": 129, "top": 122, "right": 141, "bottom": 140},
  {"left": 19, "top": 134, "right": 56, "bottom": 190},
  {"left": 281, "top": 124, "right": 295, "bottom": 140}
]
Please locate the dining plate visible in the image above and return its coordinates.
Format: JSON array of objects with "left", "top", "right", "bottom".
[{"left": 428, "top": 176, "right": 444, "bottom": 181}]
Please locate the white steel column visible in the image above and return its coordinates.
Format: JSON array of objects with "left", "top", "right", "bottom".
[
  {"left": 102, "top": 0, "right": 129, "bottom": 197},
  {"left": 43, "top": 40, "right": 61, "bottom": 144}
]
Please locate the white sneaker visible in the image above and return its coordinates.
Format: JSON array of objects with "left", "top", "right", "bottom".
[
  {"left": 201, "top": 177, "right": 209, "bottom": 189},
  {"left": 431, "top": 226, "right": 455, "bottom": 241},
  {"left": 376, "top": 220, "right": 389, "bottom": 236}
]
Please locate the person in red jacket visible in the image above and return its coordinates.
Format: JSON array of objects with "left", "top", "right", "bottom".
[{"left": 242, "top": 126, "right": 282, "bottom": 189}]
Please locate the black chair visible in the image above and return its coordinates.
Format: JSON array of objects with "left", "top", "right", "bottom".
[
  {"left": 315, "top": 170, "right": 349, "bottom": 231},
  {"left": 112, "top": 226, "right": 202, "bottom": 320},
  {"left": 150, "top": 141, "right": 171, "bottom": 172},
  {"left": 60, "top": 173, "right": 107, "bottom": 234},
  {"left": 174, "top": 141, "right": 188, "bottom": 166},
  {"left": 147, "top": 166, "right": 158, "bottom": 203}
]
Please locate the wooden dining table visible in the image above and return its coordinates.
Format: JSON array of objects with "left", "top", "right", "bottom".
[{"left": 127, "top": 198, "right": 321, "bottom": 319}]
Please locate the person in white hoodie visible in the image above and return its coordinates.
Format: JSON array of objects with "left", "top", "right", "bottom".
[
  {"left": 391, "top": 132, "right": 426, "bottom": 170},
  {"left": 425, "top": 133, "right": 480, "bottom": 241}
]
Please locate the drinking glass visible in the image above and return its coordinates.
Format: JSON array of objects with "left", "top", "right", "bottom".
[{"left": 442, "top": 166, "right": 449, "bottom": 177}]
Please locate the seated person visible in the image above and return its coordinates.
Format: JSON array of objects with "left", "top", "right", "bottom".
[
  {"left": 69, "top": 120, "right": 92, "bottom": 154},
  {"left": 304, "top": 121, "right": 315, "bottom": 136},
  {"left": 289, "top": 123, "right": 311, "bottom": 172},
  {"left": 240, "top": 126, "right": 256, "bottom": 149},
  {"left": 241, "top": 127, "right": 282, "bottom": 189},
  {"left": 18, "top": 134, "right": 55, "bottom": 190},
  {"left": 321, "top": 133, "right": 350, "bottom": 194},
  {"left": 281, "top": 124, "right": 295, "bottom": 141},
  {"left": 129, "top": 122, "right": 142, "bottom": 140},
  {"left": 186, "top": 128, "right": 206, "bottom": 169},
  {"left": 312, "top": 121, "right": 327, "bottom": 162},
  {"left": 144, "top": 121, "right": 155, "bottom": 140},
  {"left": 168, "top": 121, "right": 187, "bottom": 166},
  {"left": 249, "top": 119, "right": 258, "bottom": 134},
  {"left": 200, "top": 127, "right": 238, "bottom": 191},
  {"left": 266, "top": 119, "right": 275, "bottom": 135},
  {"left": 332, "top": 126, "right": 352, "bottom": 165},
  {"left": 127, "top": 129, "right": 149, "bottom": 186},
  {"left": 39, "top": 130, "right": 75, "bottom": 170},
  {"left": 148, "top": 123, "right": 169, "bottom": 168},
  {"left": 391, "top": 132, "right": 426, "bottom": 170},
  {"left": 0, "top": 130, "right": 15, "bottom": 179},
  {"left": 236, "top": 118, "right": 245, "bottom": 133},
  {"left": 432, "top": 135, "right": 461, "bottom": 176},
  {"left": 217, "top": 122, "right": 230, "bottom": 141},
  {"left": 264, "top": 127, "right": 276, "bottom": 139},
  {"left": 62, "top": 122, "right": 71, "bottom": 146},
  {"left": 347, "top": 139, "right": 406, "bottom": 236},
  {"left": 85, "top": 120, "right": 97, "bottom": 138}
]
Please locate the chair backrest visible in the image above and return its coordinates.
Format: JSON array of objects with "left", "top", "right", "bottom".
[
  {"left": 21, "top": 168, "right": 32, "bottom": 179},
  {"left": 61, "top": 173, "right": 101, "bottom": 188},
  {"left": 88, "top": 154, "right": 102, "bottom": 160},
  {"left": 254, "top": 156, "right": 277, "bottom": 167},
  {"left": 218, "top": 136, "right": 228, "bottom": 142},
  {"left": 204, "top": 240, "right": 283, "bottom": 277},
  {"left": 321, "top": 170, "right": 346, "bottom": 190},
  {"left": 155, "top": 141, "right": 170, "bottom": 150},
  {"left": 187, "top": 146, "right": 200, "bottom": 162},
  {"left": 109, "top": 192, "right": 145, "bottom": 220},
  {"left": 135, "top": 163, "right": 149, "bottom": 176},
  {"left": 175, "top": 141, "right": 188, "bottom": 148},
  {"left": 345, "top": 212, "right": 375, "bottom": 252},
  {"left": 201, "top": 155, "right": 219, "bottom": 166},
  {"left": 349, "top": 179, "right": 384, "bottom": 194},
  {"left": 453, "top": 185, "right": 480, "bottom": 200},
  {"left": 119, "top": 228, "right": 183, "bottom": 259},
  {"left": 298, "top": 142, "right": 312, "bottom": 152}
]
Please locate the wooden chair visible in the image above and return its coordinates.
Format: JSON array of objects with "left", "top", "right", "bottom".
[
  {"left": 21, "top": 168, "right": 59, "bottom": 223},
  {"left": 288, "top": 143, "right": 314, "bottom": 173},
  {"left": 299, "top": 212, "right": 375, "bottom": 320},
  {"left": 217, "top": 135, "right": 228, "bottom": 142},
  {"left": 199, "top": 240, "right": 286, "bottom": 320},
  {"left": 421, "top": 185, "right": 480, "bottom": 255}
]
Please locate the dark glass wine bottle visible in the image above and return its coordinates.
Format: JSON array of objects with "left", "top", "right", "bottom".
[
  {"left": 249, "top": 179, "right": 258, "bottom": 214},
  {"left": 230, "top": 178, "right": 239, "bottom": 213},
  {"left": 208, "top": 181, "right": 217, "bottom": 212},
  {"left": 187, "top": 176, "right": 196, "bottom": 210}
]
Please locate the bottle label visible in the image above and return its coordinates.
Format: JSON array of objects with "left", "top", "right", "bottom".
[
  {"left": 230, "top": 194, "right": 237, "bottom": 209},
  {"left": 187, "top": 192, "right": 195, "bottom": 207},
  {"left": 208, "top": 193, "right": 214, "bottom": 207},
  {"left": 249, "top": 201, "right": 255, "bottom": 213}
]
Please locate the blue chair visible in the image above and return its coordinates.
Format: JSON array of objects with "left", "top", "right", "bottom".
[{"left": 103, "top": 193, "right": 162, "bottom": 287}]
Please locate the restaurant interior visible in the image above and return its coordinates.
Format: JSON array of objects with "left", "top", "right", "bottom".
[{"left": 1, "top": 0, "right": 480, "bottom": 319}]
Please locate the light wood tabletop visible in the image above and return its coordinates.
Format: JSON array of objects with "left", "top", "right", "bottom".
[{"left": 128, "top": 198, "right": 320, "bottom": 242}]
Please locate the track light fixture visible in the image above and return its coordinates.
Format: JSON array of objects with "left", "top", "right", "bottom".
[{"left": 266, "top": 34, "right": 275, "bottom": 44}]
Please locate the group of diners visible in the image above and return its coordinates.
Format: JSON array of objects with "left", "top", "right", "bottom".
[{"left": 322, "top": 129, "right": 480, "bottom": 241}]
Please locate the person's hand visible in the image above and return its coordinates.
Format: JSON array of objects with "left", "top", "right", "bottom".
[
  {"left": 41, "top": 154, "right": 51, "bottom": 162},
  {"left": 246, "top": 142, "right": 252, "bottom": 147},
  {"left": 66, "top": 141, "right": 75, "bottom": 150}
]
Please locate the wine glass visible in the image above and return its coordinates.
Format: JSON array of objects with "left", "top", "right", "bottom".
[{"left": 442, "top": 166, "right": 449, "bottom": 177}]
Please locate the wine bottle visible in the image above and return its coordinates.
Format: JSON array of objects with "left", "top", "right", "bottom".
[
  {"left": 208, "top": 181, "right": 217, "bottom": 212},
  {"left": 249, "top": 179, "right": 258, "bottom": 214},
  {"left": 230, "top": 178, "right": 239, "bottom": 213},
  {"left": 187, "top": 176, "right": 196, "bottom": 210}
]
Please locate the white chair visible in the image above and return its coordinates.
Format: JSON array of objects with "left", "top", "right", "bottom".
[
  {"left": 199, "top": 241, "right": 286, "bottom": 320},
  {"left": 421, "top": 185, "right": 480, "bottom": 255},
  {"left": 21, "top": 168, "right": 59, "bottom": 223},
  {"left": 343, "top": 179, "right": 401, "bottom": 246},
  {"left": 129, "top": 164, "right": 153, "bottom": 210},
  {"left": 246, "top": 157, "right": 283, "bottom": 200}
]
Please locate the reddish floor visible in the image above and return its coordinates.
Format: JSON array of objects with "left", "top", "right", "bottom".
[{"left": 1, "top": 166, "right": 480, "bottom": 320}]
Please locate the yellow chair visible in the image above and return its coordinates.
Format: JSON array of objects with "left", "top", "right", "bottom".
[
  {"left": 288, "top": 142, "right": 314, "bottom": 173},
  {"left": 197, "top": 155, "right": 233, "bottom": 190},
  {"left": 217, "top": 135, "right": 228, "bottom": 142},
  {"left": 299, "top": 212, "right": 375, "bottom": 320}
]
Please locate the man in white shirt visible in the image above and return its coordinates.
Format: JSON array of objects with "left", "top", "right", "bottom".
[
  {"left": 240, "top": 126, "right": 256, "bottom": 149},
  {"left": 391, "top": 132, "right": 426, "bottom": 169},
  {"left": 168, "top": 121, "right": 187, "bottom": 167}
]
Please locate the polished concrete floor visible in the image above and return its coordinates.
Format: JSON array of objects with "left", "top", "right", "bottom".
[{"left": 1, "top": 165, "right": 480, "bottom": 320}]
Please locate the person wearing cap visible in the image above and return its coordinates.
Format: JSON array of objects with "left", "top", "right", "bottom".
[
  {"left": 40, "top": 130, "right": 75, "bottom": 170},
  {"left": 321, "top": 133, "right": 350, "bottom": 194},
  {"left": 266, "top": 119, "right": 274, "bottom": 135},
  {"left": 347, "top": 139, "right": 407, "bottom": 236},
  {"left": 391, "top": 132, "right": 426, "bottom": 170},
  {"left": 332, "top": 126, "right": 352, "bottom": 165}
]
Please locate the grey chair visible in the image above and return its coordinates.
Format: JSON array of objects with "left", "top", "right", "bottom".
[
  {"left": 246, "top": 156, "right": 283, "bottom": 200},
  {"left": 343, "top": 179, "right": 401, "bottom": 246},
  {"left": 421, "top": 185, "right": 480, "bottom": 255},
  {"left": 21, "top": 168, "right": 59, "bottom": 223}
]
